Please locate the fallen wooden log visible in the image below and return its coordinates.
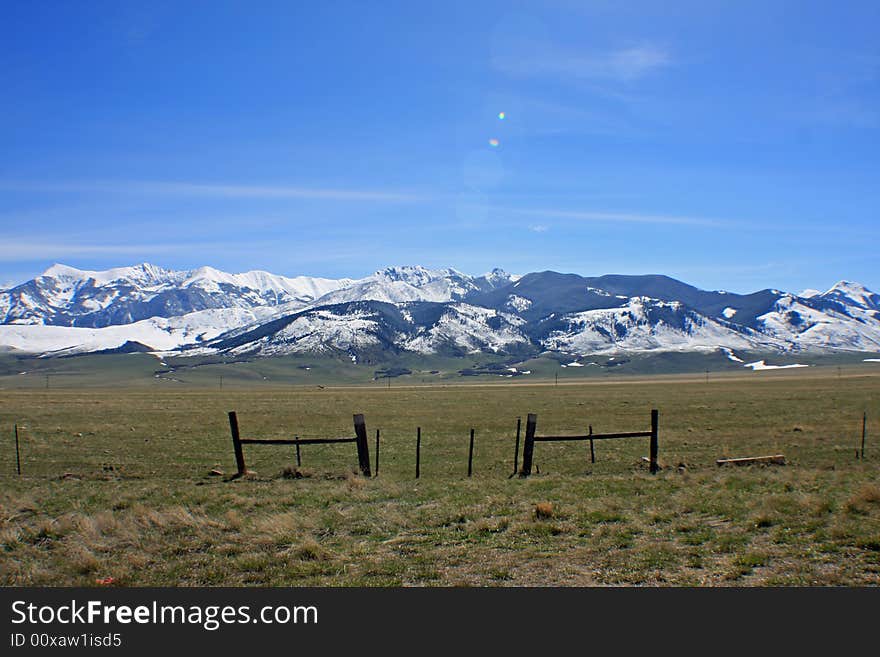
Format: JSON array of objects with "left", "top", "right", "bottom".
[{"left": 716, "top": 454, "right": 785, "bottom": 467}]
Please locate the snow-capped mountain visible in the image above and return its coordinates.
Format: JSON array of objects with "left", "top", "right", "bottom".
[
  {"left": 537, "top": 297, "right": 778, "bottom": 355},
  {"left": 814, "top": 280, "right": 879, "bottom": 312},
  {"left": 0, "top": 263, "right": 353, "bottom": 328},
  {"left": 186, "top": 300, "right": 531, "bottom": 359},
  {"left": 304, "top": 266, "right": 480, "bottom": 306},
  {"left": 1, "top": 264, "right": 879, "bottom": 359},
  {"left": 473, "top": 268, "right": 521, "bottom": 293},
  {"left": 0, "top": 306, "right": 281, "bottom": 356},
  {"left": 753, "top": 286, "right": 880, "bottom": 352}
]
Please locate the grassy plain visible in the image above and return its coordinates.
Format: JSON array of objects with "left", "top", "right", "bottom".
[{"left": 1, "top": 364, "right": 879, "bottom": 586}]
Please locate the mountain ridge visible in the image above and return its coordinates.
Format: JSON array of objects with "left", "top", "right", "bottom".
[{"left": 1, "top": 263, "right": 878, "bottom": 359}]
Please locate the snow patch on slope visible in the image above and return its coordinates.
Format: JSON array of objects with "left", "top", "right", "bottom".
[
  {"left": 505, "top": 295, "right": 532, "bottom": 312},
  {"left": 404, "top": 304, "right": 528, "bottom": 354},
  {"left": 744, "top": 360, "right": 809, "bottom": 371},
  {"left": 543, "top": 297, "right": 768, "bottom": 355},
  {"left": 757, "top": 295, "right": 880, "bottom": 351},
  {"left": 0, "top": 307, "right": 279, "bottom": 355},
  {"left": 721, "top": 347, "right": 744, "bottom": 363},
  {"left": 224, "top": 307, "right": 384, "bottom": 357}
]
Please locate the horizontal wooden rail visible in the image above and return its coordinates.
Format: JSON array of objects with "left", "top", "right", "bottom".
[
  {"left": 521, "top": 410, "right": 659, "bottom": 476},
  {"left": 240, "top": 437, "right": 357, "bottom": 445},
  {"left": 534, "top": 431, "right": 652, "bottom": 442},
  {"left": 228, "top": 411, "right": 371, "bottom": 478}
]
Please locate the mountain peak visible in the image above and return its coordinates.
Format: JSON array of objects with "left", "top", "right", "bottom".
[
  {"left": 97, "top": 263, "right": 170, "bottom": 286},
  {"left": 826, "top": 280, "right": 870, "bottom": 294},
  {"left": 41, "top": 263, "right": 86, "bottom": 279},
  {"left": 374, "top": 265, "right": 442, "bottom": 285},
  {"left": 185, "top": 265, "right": 228, "bottom": 282},
  {"left": 473, "top": 268, "right": 520, "bottom": 292},
  {"left": 484, "top": 267, "right": 518, "bottom": 282},
  {"left": 40, "top": 262, "right": 170, "bottom": 286},
  {"left": 821, "top": 280, "right": 878, "bottom": 309}
]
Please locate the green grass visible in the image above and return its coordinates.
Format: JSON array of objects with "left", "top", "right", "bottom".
[
  {"left": 0, "top": 368, "right": 879, "bottom": 586},
  {"left": 2, "top": 349, "right": 877, "bottom": 389}
]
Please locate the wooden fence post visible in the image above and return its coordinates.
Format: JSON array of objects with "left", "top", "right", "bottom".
[
  {"left": 295, "top": 436, "right": 301, "bottom": 467},
  {"left": 520, "top": 414, "right": 537, "bottom": 477},
  {"left": 15, "top": 424, "right": 21, "bottom": 476},
  {"left": 650, "top": 409, "right": 659, "bottom": 474},
  {"left": 375, "top": 428, "right": 380, "bottom": 476},
  {"left": 513, "top": 416, "right": 521, "bottom": 475},
  {"left": 353, "top": 414, "right": 371, "bottom": 477},
  {"left": 468, "top": 428, "right": 475, "bottom": 477},
  {"left": 589, "top": 425, "right": 595, "bottom": 464},
  {"left": 415, "top": 427, "right": 421, "bottom": 479},
  {"left": 228, "top": 411, "right": 246, "bottom": 477}
]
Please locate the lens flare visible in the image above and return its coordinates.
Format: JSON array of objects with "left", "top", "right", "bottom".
[
  {"left": 498, "top": 112, "right": 506, "bottom": 120},
  {"left": 488, "top": 138, "right": 500, "bottom": 147}
]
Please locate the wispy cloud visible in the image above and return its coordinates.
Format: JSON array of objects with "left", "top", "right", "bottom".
[
  {"left": 140, "top": 181, "right": 425, "bottom": 202},
  {"left": 0, "top": 236, "right": 401, "bottom": 269},
  {"left": 0, "top": 240, "right": 276, "bottom": 262},
  {"left": 508, "top": 208, "right": 725, "bottom": 227},
  {"left": 0, "top": 180, "right": 427, "bottom": 203},
  {"left": 493, "top": 42, "right": 671, "bottom": 82},
  {"left": 528, "top": 224, "right": 549, "bottom": 233}
]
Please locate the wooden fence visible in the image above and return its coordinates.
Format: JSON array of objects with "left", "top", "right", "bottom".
[
  {"left": 520, "top": 409, "right": 659, "bottom": 476},
  {"left": 228, "top": 411, "right": 372, "bottom": 478},
  {"left": 225, "top": 410, "right": 659, "bottom": 479}
]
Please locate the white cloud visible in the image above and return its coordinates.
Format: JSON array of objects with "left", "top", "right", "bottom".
[
  {"left": 0, "top": 240, "right": 271, "bottom": 262},
  {"left": 0, "top": 180, "right": 426, "bottom": 203},
  {"left": 510, "top": 208, "right": 724, "bottom": 227},
  {"left": 528, "top": 224, "right": 549, "bottom": 233},
  {"left": 141, "top": 181, "right": 425, "bottom": 202}
]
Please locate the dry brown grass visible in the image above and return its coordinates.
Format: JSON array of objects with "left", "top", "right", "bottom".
[{"left": 845, "top": 483, "right": 880, "bottom": 514}]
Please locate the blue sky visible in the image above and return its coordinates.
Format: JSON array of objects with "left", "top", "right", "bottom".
[{"left": 1, "top": 0, "right": 878, "bottom": 293}]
